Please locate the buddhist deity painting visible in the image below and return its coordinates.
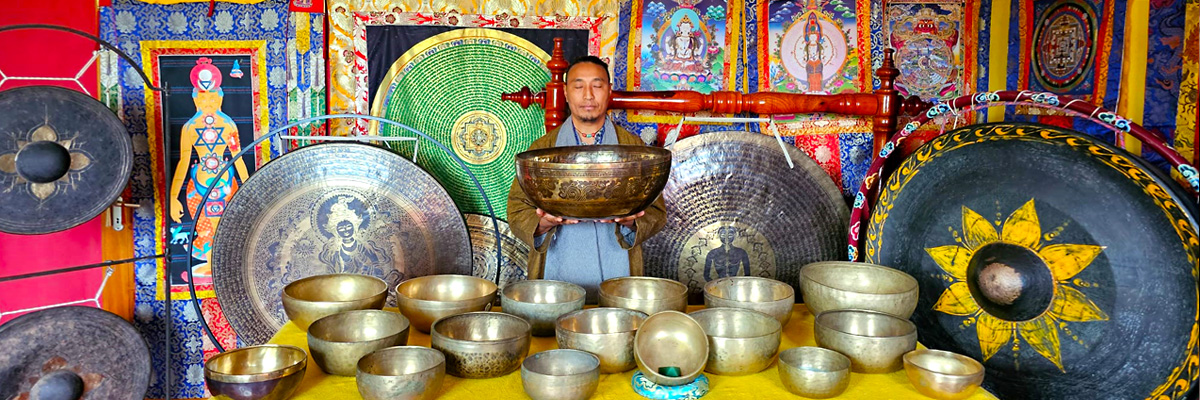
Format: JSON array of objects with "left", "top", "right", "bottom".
[
  {"left": 761, "top": 0, "right": 869, "bottom": 94},
  {"left": 1017, "top": 0, "right": 1116, "bottom": 106},
  {"left": 632, "top": 0, "right": 729, "bottom": 93},
  {"left": 886, "top": 2, "right": 965, "bottom": 99}
]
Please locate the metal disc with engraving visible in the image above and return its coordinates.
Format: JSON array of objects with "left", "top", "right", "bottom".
[
  {"left": 0, "top": 306, "right": 150, "bottom": 400},
  {"left": 866, "top": 123, "right": 1199, "bottom": 400},
  {"left": 0, "top": 85, "right": 132, "bottom": 235},
  {"left": 643, "top": 132, "right": 849, "bottom": 303},
  {"left": 465, "top": 213, "right": 529, "bottom": 290},
  {"left": 212, "top": 143, "right": 472, "bottom": 345}
]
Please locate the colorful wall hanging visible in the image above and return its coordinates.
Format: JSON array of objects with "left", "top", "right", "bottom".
[
  {"left": 1015, "top": 0, "right": 1121, "bottom": 111},
  {"left": 757, "top": 0, "right": 871, "bottom": 94},
  {"left": 1178, "top": 0, "right": 1198, "bottom": 164},
  {"left": 885, "top": 1, "right": 976, "bottom": 100},
  {"left": 287, "top": 11, "right": 327, "bottom": 140}
]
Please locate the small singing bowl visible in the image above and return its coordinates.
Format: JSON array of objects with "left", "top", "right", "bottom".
[
  {"left": 396, "top": 274, "right": 498, "bottom": 333},
  {"left": 703, "top": 276, "right": 796, "bottom": 326},
  {"left": 634, "top": 310, "right": 709, "bottom": 386},
  {"left": 431, "top": 312, "right": 532, "bottom": 379},
  {"left": 777, "top": 347, "right": 851, "bottom": 399},
  {"left": 205, "top": 344, "right": 307, "bottom": 400},
  {"left": 501, "top": 280, "right": 586, "bottom": 336},
  {"left": 307, "top": 310, "right": 410, "bottom": 376},
  {"left": 814, "top": 309, "right": 918, "bottom": 373},
  {"left": 555, "top": 308, "right": 648, "bottom": 373},
  {"left": 521, "top": 349, "right": 601, "bottom": 400},
  {"left": 356, "top": 346, "right": 446, "bottom": 400},
  {"left": 599, "top": 276, "right": 688, "bottom": 316},
  {"left": 515, "top": 144, "right": 672, "bottom": 219},
  {"left": 903, "top": 349, "right": 985, "bottom": 400},
  {"left": 281, "top": 273, "right": 388, "bottom": 331},
  {"left": 800, "top": 261, "right": 919, "bottom": 319},
  {"left": 688, "top": 307, "right": 782, "bottom": 375}
]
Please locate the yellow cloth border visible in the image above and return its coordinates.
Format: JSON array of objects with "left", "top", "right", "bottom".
[{"left": 1117, "top": 0, "right": 1149, "bottom": 155}]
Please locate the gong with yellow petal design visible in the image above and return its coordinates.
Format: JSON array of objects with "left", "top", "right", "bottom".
[
  {"left": 0, "top": 85, "right": 132, "bottom": 235},
  {"left": 866, "top": 122, "right": 1198, "bottom": 399}
]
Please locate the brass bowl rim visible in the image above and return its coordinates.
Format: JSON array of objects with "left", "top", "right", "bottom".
[
  {"left": 394, "top": 274, "right": 499, "bottom": 305},
  {"left": 356, "top": 345, "right": 446, "bottom": 377},
  {"left": 501, "top": 279, "right": 587, "bottom": 305},
  {"left": 687, "top": 307, "right": 782, "bottom": 340},
  {"left": 515, "top": 145, "right": 673, "bottom": 168},
  {"left": 902, "top": 349, "right": 985, "bottom": 378},
  {"left": 634, "top": 310, "right": 709, "bottom": 382},
  {"left": 800, "top": 261, "right": 918, "bottom": 295},
  {"left": 778, "top": 346, "right": 851, "bottom": 372},
  {"left": 204, "top": 344, "right": 307, "bottom": 383},
  {"left": 521, "top": 349, "right": 601, "bottom": 377},
  {"left": 599, "top": 277, "right": 689, "bottom": 303},
  {"left": 814, "top": 309, "right": 917, "bottom": 339},
  {"left": 555, "top": 307, "right": 649, "bottom": 336},
  {"left": 431, "top": 311, "right": 532, "bottom": 345},
  {"left": 282, "top": 273, "right": 389, "bottom": 304},
  {"left": 308, "top": 309, "right": 411, "bottom": 343},
  {"left": 703, "top": 276, "right": 796, "bottom": 301}
]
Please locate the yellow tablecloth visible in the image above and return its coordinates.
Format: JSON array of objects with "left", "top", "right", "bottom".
[{"left": 266, "top": 305, "right": 997, "bottom": 399}]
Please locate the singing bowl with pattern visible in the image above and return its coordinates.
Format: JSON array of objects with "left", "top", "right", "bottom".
[
  {"left": 430, "top": 312, "right": 531, "bottom": 378},
  {"left": 356, "top": 346, "right": 446, "bottom": 400},
  {"left": 521, "top": 349, "right": 601, "bottom": 400},
  {"left": 799, "top": 261, "right": 918, "bottom": 319},
  {"left": 813, "top": 310, "right": 917, "bottom": 373},
  {"left": 395, "top": 274, "right": 498, "bottom": 333},
  {"left": 281, "top": 273, "right": 389, "bottom": 331},
  {"left": 777, "top": 346, "right": 851, "bottom": 399},
  {"left": 204, "top": 345, "right": 307, "bottom": 400},
  {"left": 599, "top": 276, "right": 689, "bottom": 316},
  {"left": 555, "top": 307, "right": 648, "bottom": 373},
  {"left": 634, "top": 310, "right": 709, "bottom": 386},
  {"left": 514, "top": 144, "right": 672, "bottom": 219},
  {"left": 687, "top": 307, "right": 782, "bottom": 375},
  {"left": 903, "top": 349, "right": 985, "bottom": 400},
  {"left": 307, "top": 310, "right": 410, "bottom": 376},
  {"left": 703, "top": 276, "right": 796, "bottom": 326},
  {"left": 500, "top": 279, "right": 586, "bottom": 336}
]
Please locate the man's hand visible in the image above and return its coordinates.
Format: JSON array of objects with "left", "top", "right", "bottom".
[
  {"left": 535, "top": 208, "right": 579, "bottom": 236},
  {"left": 602, "top": 210, "right": 645, "bottom": 229}
]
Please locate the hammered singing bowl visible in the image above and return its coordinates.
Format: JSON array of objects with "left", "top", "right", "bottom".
[
  {"left": 555, "top": 307, "right": 648, "bottom": 373},
  {"left": 598, "top": 276, "right": 688, "bottom": 316},
  {"left": 634, "top": 310, "right": 709, "bottom": 386},
  {"left": 356, "top": 346, "right": 446, "bottom": 400},
  {"left": 395, "top": 274, "right": 498, "bottom": 333},
  {"left": 688, "top": 307, "right": 782, "bottom": 375},
  {"left": 777, "top": 346, "right": 851, "bottom": 399},
  {"left": 521, "top": 349, "right": 601, "bottom": 400},
  {"left": 430, "top": 312, "right": 532, "bottom": 379},
  {"left": 903, "top": 349, "right": 985, "bottom": 400},
  {"left": 281, "top": 273, "right": 388, "bottom": 331},
  {"left": 813, "top": 309, "right": 917, "bottom": 373},
  {"left": 800, "top": 261, "right": 919, "bottom": 318},
  {"left": 703, "top": 276, "right": 796, "bottom": 326},
  {"left": 514, "top": 144, "right": 672, "bottom": 219},
  {"left": 500, "top": 279, "right": 586, "bottom": 336},
  {"left": 205, "top": 344, "right": 307, "bottom": 400},
  {"left": 307, "top": 310, "right": 410, "bottom": 376}
]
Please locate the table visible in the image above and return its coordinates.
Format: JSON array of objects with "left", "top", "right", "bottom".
[{"left": 266, "top": 305, "right": 997, "bottom": 399}]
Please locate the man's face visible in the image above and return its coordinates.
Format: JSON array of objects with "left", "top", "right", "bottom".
[{"left": 564, "top": 62, "right": 612, "bottom": 124}]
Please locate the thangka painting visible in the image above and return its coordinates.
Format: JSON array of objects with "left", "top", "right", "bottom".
[
  {"left": 1017, "top": 0, "right": 1117, "bottom": 107},
  {"left": 758, "top": 0, "right": 872, "bottom": 94},
  {"left": 885, "top": 1, "right": 975, "bottom": 100}
]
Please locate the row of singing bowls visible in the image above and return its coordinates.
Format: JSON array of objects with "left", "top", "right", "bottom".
[
  {"left": 555, "top": 307, "right": 648, "bottom": 373},
  {"left": 599, "top": 276, "right": 688, "bottom": 315},
  {"left": 501, "top": 280, "right": 586, "bottom": 336},
  {"left": 904, "top": 349, "right": 985, "bottom": 400},
  {"left": 205, "top": 344, "right": 308, "bottom": 400},
  {"left": 689, "top": 307, "right": 782, "bottom": 375},
  {"left": 634, "top": 310, "right": 708, "bottom": 386},
  {"left": 397, "top": 274, "right": 498, "bottom": 333},
  {"left": 357, "top": 346, "right": 446, "bottom": 400},
  {"left": 515, "top": 144, "right": 673, "bottom": 219},
  {"left": 307, "top": 309, "right": 410, "bottom": 376},
  {"left": 431, "top": 312, "right": 532, "bottom": 378},
  {"left": 800, "top": 261, "right": 919, "bottom": 319},
  {"left": 282, "top": 273, "right": 388, "bottom": 331},
  {"left": 521, "top": 349, "right": 601, "bottom": 400},
  {"left": 814, "top": 309, "right": 917, "bottom": 373},
  {"left": 777, "top": 346, "right": 850, "bottom": 399},
  {"left": 703, "top": 276, "right": 795, "bottom": 326}
]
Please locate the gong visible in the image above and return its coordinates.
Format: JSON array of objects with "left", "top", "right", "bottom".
[
  {"left": 212, "top": 143, "right": 472, "bottom": 345},
  {"left": 465, "top": 213, "right": 530, "bottom": 290},
  {"left": 866, "top": 122, "right": 1199, "bottom": 400},
  {"left": 0, "top": 306, "right": 150, "bottom": 399},
  {"left": 643, "top": 132, "right": 850, "bottom": 303},
  {"left": 0, "top": 85, "right": 132, "bottom": 234}
]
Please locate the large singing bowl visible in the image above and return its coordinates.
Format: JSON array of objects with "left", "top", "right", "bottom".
[
  {"left": 395, "top": 274, "right": 497, "bottom": 333},
  {"left": 514, "top": 144, "right": 671, "bottom": 219},
  {"left": 281, "top": 273, "right": 388, "bottom": 331},
  {"left": 634, "top": 310, "right": 709, "bottom": 386},
  {"left": 800, "top": 261, "right": 918, "bottom": 319},
  {"left": 431, "top": 312, "right": 532, "bottom": 379},
  {"left": 205, "top": 345, "right": 307, "bottom": 400}
]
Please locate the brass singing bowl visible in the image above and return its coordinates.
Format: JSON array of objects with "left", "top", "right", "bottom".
[
  {"left": 688, "top": 307, "right": 782, "bottom": 375},
  {"left": 813, "top": 309, "right": 918, "bottom": 373},
  {"left": 431, "top": 312, "right": 532, "bottom": 379},
  {"left": 501, "top": 280, "right": 586, "bottom": 336},
  {"left": 515, "top": 144, "right": 672, "bottom": 219},
  {"left": 598, "top": 276, "right": 688, "bottom": 316},
  {"left": 281, "top": 273, "right": 388, "bottom": 331},
  {"left": 205, "top": 344, "right": 307, "bottom": 400},
  {"left": 703, "top": 276, "right": 796, "bottom": 326},
  {"left": 521, "top": 349, "right": 601, "bottom": 400},
  {"left": 555, "top": 307, "right": 648, "bottom": 373},
  {"left": 903, "top": 349, "right": 986, "bottom": 400},
  {"left": 777, "top": 346, "right": 851, "bottom": 399},
  {"left": 634, "top": 310, "right": 709, "bottom": 386},
  {"left": 395, "top": 274, "right": 498, "bottom": 333},
  {"left": 307, "top": 310, "right": 410, "bottom": 376},
  {"left": 800, "top": 261, "right": 919, "bottom": 319},
  {"left": 356, "top": 346, "right": 446, "bottom": 400}
]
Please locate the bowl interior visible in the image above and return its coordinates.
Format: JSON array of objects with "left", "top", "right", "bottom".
[
  {"left": 524, "top": 350, "right": 600, "bottom": 376},
  {"left": 558, "top": 308, "right": 646, "bottom": 334},
  {"left": 435, "top": 313, "right": 528, "bottom": 342},
  {"left": 601, "top": 278, "right": 687, "bottom": 300},
  {"left": 689, "top": 308, "right": 780, "bottom": 339},
  {"left": 310, "top": 310, "right": 408, "bottom": 342},
  {"left": 706, "top": 277, "right": 793, "bottom": 302},
  {"left": 779, "top": 347, "right": 849, "bottom": 372},
  {"left": 208, "top": 346, "right": 306, "bottom": 376},
  {"left": 359, "top": 347, "right": 444, "bottom": 376},
  {"left": 803, "top": 262, "right": 917, "bottom": 295},
  {"left": 518, "top": 145, "right": 670, "bottom": 166},
  {"left": 504, "top": 280, "right": 585, "bottom": 304},
  {"left": 815, "top": 310, "right": 916, "bottom": 338},
  {"left": 398, "top": 275, "right": 496, "bottom": 302},
  {"left": 905, "top": 350, "right": 983, "bottom": 376},
  {"left": 636, "top": 312, "right": 707, "bottom": 377},
  {"left": 285, "top": 274, "right": 387, "bottom": 302}
]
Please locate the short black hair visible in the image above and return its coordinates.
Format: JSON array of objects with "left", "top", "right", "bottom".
[{"left": 567, "top": 55, "right": 610, "bottom": 82}]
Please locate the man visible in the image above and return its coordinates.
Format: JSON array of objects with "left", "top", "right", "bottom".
[{"left": 508, "top": 56, "right": 667, "bottom": 303}]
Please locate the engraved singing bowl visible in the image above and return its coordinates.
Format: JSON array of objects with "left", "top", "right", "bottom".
[
  {"left": 799, "top": 261, "right": 919, "bottom": 319},
  {"left": 777, "top": 346, "right": 851, "bottom": 399},
  {"left": 634, "top": 310, "right": 709, "bottom": 386},
  {"left": 205, "top": 344, "right": 307, "bottom": 400},
  {"left": 500, "top": 279, "right": 586, "bottom": 336},
  {"left": 514, "top": 144, "right": 672, "bottom": 219},
  {"left": 903, "top": 349, "right": 985, "bottom": 400},
  {"left": 813, "top": 309, "right": 917, "bottom": 373},
  {"left": 520, "top": 349, "right": 601, "bottom": 400},
  {"left": 307, "top": 310, "right": 410, "bottom": 376},
  {"left": 356, "top": 346, "right": 446, "bottom": 400},
  {"left": 395, "top": 274, "right": 498, "bottom": 333},
  {"left": 703, "top": 276, "right": 796, "bottom": 326},
  {"left": 555, "top": 307, "right": 648, "bottom": 373},
  {"left": 688, "top": 307, "right": 782, "bottom": 376},
  {"left": 430, "top": 311, "right": 532, "bottom": 379},
  {"left": 598, "top": 276, "right": 688, "bottom": 316},
  {"left": 281, "top": 273, "right": 388, "bottom": 331}
]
